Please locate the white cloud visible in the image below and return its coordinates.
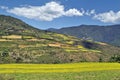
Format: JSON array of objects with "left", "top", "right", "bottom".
[
  {"left": 90, "top": 10, "right": 96, "bottom": 15},
  {"left": 0, "top": 6, "right": 8, "bottom": 10},
  {"left": 65, "top": 8, "right": 83, "bottom": 16},
  {"left": 85, "top": 9, "right": 96, "bottom": 16},
  {"left": 6, "top": 1, "right": 83, "bottom": 21},
  {"left": 93, "top": 10, "right": 120, "bottom": 23}
]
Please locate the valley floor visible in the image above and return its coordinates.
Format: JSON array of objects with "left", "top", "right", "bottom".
[{"left": 0, "top": 63, "right": 120, "bottom": 80}]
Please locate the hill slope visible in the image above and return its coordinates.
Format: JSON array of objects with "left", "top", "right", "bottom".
[
  {"left": 48, "top": 25, "right": 120, "bottom": 46},
  {"left": 0, "top": 15, "right": 120, "bottom": 63}
]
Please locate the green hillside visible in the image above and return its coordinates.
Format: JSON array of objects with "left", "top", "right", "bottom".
[{"left": 0, "top": 15, "right": 120, "bottom": 63}]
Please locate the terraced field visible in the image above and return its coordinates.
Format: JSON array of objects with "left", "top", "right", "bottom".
[{"left": 0, "top": 63, "right": 120, "bottom": 80}]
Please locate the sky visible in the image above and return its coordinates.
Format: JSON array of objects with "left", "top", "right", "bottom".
[{"left": 0, "top": 0, "right": 120, "bottom": 29}]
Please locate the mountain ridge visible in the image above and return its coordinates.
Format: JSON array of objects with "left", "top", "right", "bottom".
[
  {"left": 0, "top": 15, "right": 120, "bottom": 63},
  {"left": 47, "top": 24, "right": 120, "bottom": 46}
]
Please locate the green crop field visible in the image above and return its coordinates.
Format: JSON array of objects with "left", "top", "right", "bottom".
[{"left": 0, "top": 63, "right": 120, "bottom": 80}]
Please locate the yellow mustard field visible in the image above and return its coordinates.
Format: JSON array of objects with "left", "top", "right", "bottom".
[{"left": 0, "top": 63, "right": 120, "bottom": 73}]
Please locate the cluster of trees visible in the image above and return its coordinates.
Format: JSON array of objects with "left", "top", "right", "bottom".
[
  {"left": 98, "top": 55, "right": 120, "bottom": 63},
  {"left": 109, "top": 55, "right": 120, "bottom": 62},
  {"left": 0, "top": 50, "right": 14, "bottom": 63}
]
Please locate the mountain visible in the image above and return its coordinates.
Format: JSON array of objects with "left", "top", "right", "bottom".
[
  {"left": 47, "top": 25, "right": 120, "bottom": 46},
  {"left": 0, "top": 15, "right": 120, "bottom": 64}
]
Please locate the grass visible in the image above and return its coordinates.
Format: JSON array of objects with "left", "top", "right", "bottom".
[
  {"left": 0, "top": 63, "right": 120, "bottom": 80},
  {"left": 0, "top": 70, "right": 120, "bottom": 80}
]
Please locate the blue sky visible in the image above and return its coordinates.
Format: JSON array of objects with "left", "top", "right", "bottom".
[{"left": 0, "top": 0, "right": 120, "bottom": 29}]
